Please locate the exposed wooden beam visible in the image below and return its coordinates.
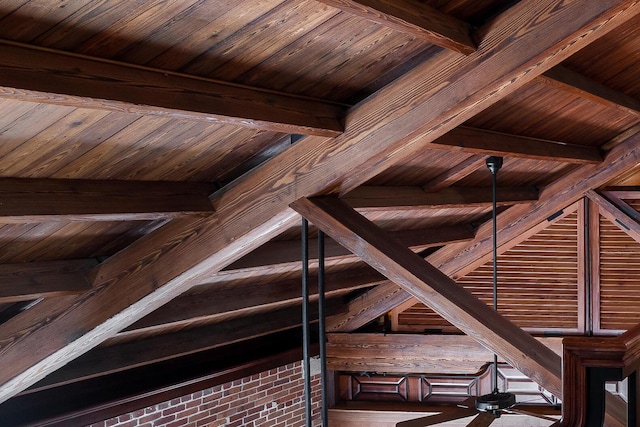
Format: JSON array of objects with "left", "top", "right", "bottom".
[
  {"left": 121, "top": 269, "right": 380, "bottom": 334},
  {"left": 0, "top": 0, "right": 636, "bottom": 404},
  {"left": 587, "top": 190, "right": 640, "bottom": 243},
  {"left": 0, "top": 178, "right": 216, "bottom": 222},
  {"left": 225, "top": 226, "right": 475, "bottom": 271},
  {"left": 333, "top": 127, "right": 640, "bottom": 334},
  {"left": 0, "top": 39, "right": 345, "bottom": 137},
  {"left": 327, "top": 333, "right": 562, "bottom": 375},
  {"left": 432, "top": 126, "right": 602, "bottom": 164},
  {"left": 0, "top": 259, "right": 96, "bottom": 303},
  {"left": 538, "top": 65, "right": 640, "bottom": 117},
  {"left": 32, "top": 302, "right": 340, "bottom": 390},
  {"left": 344, "top": 186, "right": 538, "bottom": 210},
  {"left": 422, "top": 155, "right": 486, "bottom": 192},
  {"left": 315, "top": 0, "right": 476, "bottom": 54},
  {"left": 291, "top": 196, "right": 562, "bottom": 397}
]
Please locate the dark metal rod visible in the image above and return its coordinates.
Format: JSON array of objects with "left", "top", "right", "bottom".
[
  {"left": 318, "top": 230, "right": 329, "bottom": 426},
  {"left": 301, "top": 218, "right": 312, "bottom": 427},
  {"left": 491, "top": 164, "right": 499, "bottom": 394}
]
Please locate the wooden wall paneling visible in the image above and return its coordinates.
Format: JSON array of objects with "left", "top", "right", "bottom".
[
  {"left": 422, "top": 155, "right": 486, "bottom": 192},
  {"left": 314, "top": 0, "right": 476, "bottom": 54},
  {"left": 577, "top": 198, "right": 587, "bottom": 334},
  {"left": 292, "top": 196, "right": 563, "bottom": 397},
  {"left": 0, "top": 0, "right": 637, "bottom": 404}
]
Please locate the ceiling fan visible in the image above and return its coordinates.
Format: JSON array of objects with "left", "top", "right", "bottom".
[{"left": 395, "top": 157, "right": 559, "bottom": 427}]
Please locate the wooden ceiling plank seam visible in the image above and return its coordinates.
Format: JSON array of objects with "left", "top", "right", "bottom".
[
  {"left": 537, "top": 65, "right": 640, "bottom": 117},
  {"left": 315, "top": 0, "right": 476, "bottom": 54},
  {"left": 338, "top": 125, "right": 640, "bottom": 334},
  {"left": 0, "top": 0, "right": 636, "bottom": 405},
  {"left": 0, "top": 259, "right": 98, "bottom": 303},
  {"left": 291, "top": 195, "right": 563, "bottom": 397},
  {"left": 431, "top": 126, "right": 603, "bottom": 164},
  {"left": 0, "top": 39, "right": 345, "bottom": 137},
  {"left": 0, "top": 178, "right": 217, "bottom": 223},
  {"left": 343, "top": 185, "right": 539, "bottom": 210}
]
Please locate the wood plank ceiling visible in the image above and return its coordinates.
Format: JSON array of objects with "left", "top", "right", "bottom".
[{"left": 0, "top": 0, "right": 638, "bottom": 425}]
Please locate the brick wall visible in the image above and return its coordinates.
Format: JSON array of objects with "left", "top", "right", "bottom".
[{"left": 88, "top": 361, "right": 322, "bottom": 427}]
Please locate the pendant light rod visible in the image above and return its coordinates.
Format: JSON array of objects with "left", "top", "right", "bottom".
[
  {"left": 301, "top": 218, "right": 312, "bottom": 427},
  {"left": 486, "top": 156, "right": 503, "bottom": 394}
]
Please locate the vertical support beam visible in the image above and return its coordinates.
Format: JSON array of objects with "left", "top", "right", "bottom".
[
  {"left": 589, "top": 199, "right": 602, "bottom": 335},
  {"left": 577, "top": 198, "right": 587, "bottom": 334}
]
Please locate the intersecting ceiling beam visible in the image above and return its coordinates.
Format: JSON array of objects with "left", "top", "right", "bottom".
[
  {"left": 0, "top": 0, "right": 636, "bottom": 404},
  {"left": 538, "top": 65, "right": 640, "bottom": 117},
  {"left": 344, "top": 186, "right": 538, "bottom": 210},
  {"left": 330, "top": 127, "right": 640, "bottom": 333},
  {"left": 315, "top": 0, "right": 476, "bottom": 54},
  {"left": 0, "top": 39, "right": 345, "bottom": 137},
  {"left": 0, "top": 259, "right": 96, "bottom": 303},
  {"left": 0, "top": 178, "right": 216, "bottom": 222},
  {"left": 432, "top": 126, "right": 603, "bottom": 163},
  {"left": 291, "top": 196, "right": 562, "bottom": 397},
  {"left": 587, "top": 190, "right": 640, "bottom": 243},
  {"left": 225, "top": 225, "right": 475, "bottom": 271}
]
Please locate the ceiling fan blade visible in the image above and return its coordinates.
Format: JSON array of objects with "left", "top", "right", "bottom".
[
  {"left": 467, "top": 412, "right": 496, "bottom": 427},
  {"left": 395, "top": 405, "right": 477, "bottom": 427},
  {"left": 507, "top": 407, "right": 560, "bottom": 421}
]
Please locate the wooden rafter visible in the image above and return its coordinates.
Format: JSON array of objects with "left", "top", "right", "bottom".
[
  {"left": 31, "top": 302, "right": 339, "bottom": 390},
  {"left": 225, "top": 226, "right": 475, "bottom": 271},
  {"left": 587, "top": 190, "right": 640, "bottom": 243},
  {"left": 0, "top": 178, "right": 216, "bottom": 222},
  {"left": 291, "top": 196, "right": 562, "bottom": 397},
  {"left": 315, "top": 0, "right": 476, "bottom": 54},
  {"left": 0, "top": 0, "right": 636, "bottom": 404},
  {"left": 120, "top": 269, "right": 381, "bottom": 335},
  {"left": 331, "top": 127, "right": 640, "bottom": 334},
  {"left": 0, "top": 39, "right": 345, "bottom": 137},
  {"left": 538, "top": 65, "right": 640, "bottom": 117},
  {"left": 432, "top": 126, "right": 603, "bottom": 163},
  {"left": 0, "top": 259, "right": 96, "bottom": 303},
  {"left": 344, "top": 186, "right": 538, "bottom": 210}
]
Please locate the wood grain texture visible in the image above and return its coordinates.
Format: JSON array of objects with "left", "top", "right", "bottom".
[
  {"left": 0, "top": 178, "right": 216, "bottom": 222},
  {"left": 0, "top": 39, "right": 345, "bottom": 136},
  {"left": 225, "top": 226, "right": 475, "bottom": 270},
  {"left": 0, "top": 0, "right": 637, "bottom": 404},
  {"left": 327, "top": 333, "right": 562, "bottom": 375},
  {"left": 422, "top": 155, "right": 486, "bottom": 192},
  {"left": 316, "top": 0, "right": 476, "bottom": 54},
  {"left": 344, "top": 186, "right": 538, "bottom": 210},
  {"left": 538, "top": 65, "right": 640, "bottom": 117},
  {"left": 433, "top": 126, "right": 603, "bottom": 164},
  {"left": 291, "top": 196, "right": 562, "bottom": 397},
  {"left": 0, "top": 259, "right": 97, "bottom": 303}
]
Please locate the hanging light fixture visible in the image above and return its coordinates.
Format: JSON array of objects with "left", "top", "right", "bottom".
[{"left": 475, "top": 156, "right": 516, "bottom": 417}]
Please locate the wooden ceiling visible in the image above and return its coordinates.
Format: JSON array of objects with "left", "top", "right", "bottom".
[{"left": 0, "top": 0, "right": 639, "bottom": 425}]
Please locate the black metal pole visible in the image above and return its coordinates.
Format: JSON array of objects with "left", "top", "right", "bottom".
[
  {"left": 301, "top": 218, "right": 312, "bottom": 427},
  {"left": 318, "top": 230, "right": 328, "bottom": 426},
  {"left": 487, "top": 156, "right": 503, "bottom": 395}
]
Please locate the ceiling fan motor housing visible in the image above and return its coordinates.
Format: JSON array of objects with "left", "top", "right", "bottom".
[{"left": 475, "top": 392, "right": 517, "bottom": 417}]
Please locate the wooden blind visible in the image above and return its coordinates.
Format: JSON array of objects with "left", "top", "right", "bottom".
[
  {"left": 598, "top": 207, "right": 640, "bottom": 332},
  {"left": 398, "top": 213, "right": 580, "bottom": 333}
]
